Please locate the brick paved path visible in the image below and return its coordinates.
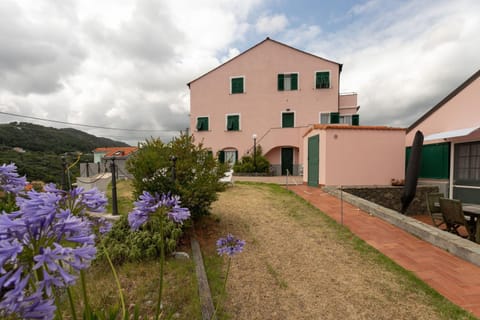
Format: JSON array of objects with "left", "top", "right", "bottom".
[{"left": 289, "top": 185, "right": 480, "bottom": 317}]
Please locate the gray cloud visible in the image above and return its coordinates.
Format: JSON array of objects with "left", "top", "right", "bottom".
[
  {"left": 1, "top": 0, "right": 478, "bottom": 147},
  {"left": 0, "top": 1, "right": 86, "bottom": 94}
]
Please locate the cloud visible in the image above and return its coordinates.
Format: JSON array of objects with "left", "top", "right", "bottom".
[
  {"left": 297, "top": 0, "right": 480, "bottom": 127},
  {"left": 0, "top": 0, "right": 264, "bottom": 145},
  {"left": 0, "top": 1, "right": 86, "bottom": 94},
  {"left": 1, "top": 0, "right": 479, "bottom": 147},
  {"left": 255, "top": 14, "right": 288, "bottom": 34}
]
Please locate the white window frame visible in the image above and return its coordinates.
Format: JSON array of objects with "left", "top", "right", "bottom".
[
  {"left": 314, "top": 70, "right": 331, "bottom": 89},
  {"left": 225, "top": 113, "right": 241, "bottom": 131},
  {"left": 339, "top": 114, "right": 353, "bottom": 125},
  {"left": 230, "top": 76, "right": 245, "bottom": 94},
  {"left": 281, "top": 110, "right": 296, "bottom": 128},
  {"left": 319, "top": 112, "right": 330, "bottom": 124}
]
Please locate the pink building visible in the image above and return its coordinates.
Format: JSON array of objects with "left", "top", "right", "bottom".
[
  {"left": 188, "top": 38, "right": 359, "bottom": 175},
  {"left": 406, "top": 69, "right": 480, "bottom": 203},
  {"left": 303, "top": 125, "right": 406, "bottom": 186}
]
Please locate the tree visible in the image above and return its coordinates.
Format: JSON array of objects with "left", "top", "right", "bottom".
[{"left": 126, "top": 134, "right": 228, "bottom": 219}]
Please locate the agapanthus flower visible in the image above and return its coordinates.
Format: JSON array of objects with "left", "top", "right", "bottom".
[
  {"left": 0, "top": 186, "right": 98, "bottom": 320},
  {"left": 44, "top": 184, "right": 107, "bottom": 215},
  {"left": 128, "top": 191, "right": 190, "bottom": 230},
  {"left": 216, "top": 234, "right": 245, "bottom": 257},
  {"left": 0, "top": 163, "right": 27, "bottom": 194}
]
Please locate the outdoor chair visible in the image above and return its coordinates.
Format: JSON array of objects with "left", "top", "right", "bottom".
[
  {"left": 439, "top": 197, "right": 475, "bottom": 240},
  {"left": 426, "top": 192, "right": 445, "bottom": 229}
]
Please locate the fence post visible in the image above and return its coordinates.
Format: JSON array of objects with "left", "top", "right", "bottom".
[
  {"left": 110, "top": 159, "right": 118, "bottom": 215},
  {"left": 61, "top": 155, "right": 67, "bottom": 190}
]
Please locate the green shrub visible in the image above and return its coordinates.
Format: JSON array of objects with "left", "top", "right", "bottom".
[
  {"left": 233, "top": 145, "right": 270, "bottom": 174},
  {"left": 126, "top": 134, "right": 228, "bottom": 219},
  {"left": 99, "top": 214, "right": 183, "bottom": 264}
]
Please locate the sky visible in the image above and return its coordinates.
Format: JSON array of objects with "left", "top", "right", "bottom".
[{"left": 0, "top": 0, "right": 479, "bottom": 146}]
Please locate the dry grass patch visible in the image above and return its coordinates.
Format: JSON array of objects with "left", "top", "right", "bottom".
[{"left": 202, "top": 183, "right": 476, "bottom": 320}]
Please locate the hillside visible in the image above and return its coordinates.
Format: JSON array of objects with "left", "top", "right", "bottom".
[{"left": 0, "top": 122, "right": 130, "bottom": 153}]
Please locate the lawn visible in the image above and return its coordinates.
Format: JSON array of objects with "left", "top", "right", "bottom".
[{"left": 69, "top": 181, "right": 476, "bottom": 319}]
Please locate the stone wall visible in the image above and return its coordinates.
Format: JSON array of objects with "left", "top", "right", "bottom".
[{"left": 342, "top": 185, "right": 440, "bottom": 215}]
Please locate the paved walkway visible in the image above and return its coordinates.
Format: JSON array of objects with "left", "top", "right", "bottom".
[{"left": 288, "top": 184, "right": 480, "bottom": 318}]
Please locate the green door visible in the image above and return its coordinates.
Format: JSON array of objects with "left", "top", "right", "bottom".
[
  {"left": 281, "top": 148, "right": 294, "bottom": 175},
  {"left": 308, "top": 135, "right": 319, "bottom": 186}
]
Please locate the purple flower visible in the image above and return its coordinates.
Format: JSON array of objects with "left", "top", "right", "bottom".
[
  {"left": 168, "top": 206, "right": 191, "bottom": 224},
  {"left": 0, "top": 163, "right": 27, "bottom": 194},
  {"left": 98, "top": 218, "right": 113, "bottom": 235},
  {"left": 79, "top": 188, "right": 108, "bottom": 212},
  {"left": 43, "top": 184, "right": 107, "bottom": 215},
  {"left": 128, "top": 191, "right": 190, "bottom": 230},
  {"left": 216, "top": 234, "right": 245, "bottom": 257},
  {"left": 0, "top": 185, "right": 98, "bottom": 319}
]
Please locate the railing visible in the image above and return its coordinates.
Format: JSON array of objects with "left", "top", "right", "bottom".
[{"left": 269, "top": 164, "right": 303, "bottom": 176}]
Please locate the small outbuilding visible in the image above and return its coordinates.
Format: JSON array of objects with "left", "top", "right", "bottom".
[{"left": 303, "top": 125, "right": 406, "bottom": 186}]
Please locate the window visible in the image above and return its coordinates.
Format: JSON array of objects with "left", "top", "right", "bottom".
[
  {"left": 218, "top": 150, "right": 238, "bottom": 165},
  {"left": 320, "top": 113, "right": 330, "bottom": 124},
  {"left": 226, "top": 114, "right": 240, "bottom": 131},
  {"left": 278, "top": 73, "right": 298, "bottom": 91},
  {"left": 455, "top": 142, "right": 480, "bottom": 184},
  {"left": 282, "top": 112, "right": 294, "bottom": 128},
  {"left": 315, "top": 71, "right": 330, "bottom": 89},
  {"left": 339, "top": 115, "right": 352, "bottom": 125},
  {"left": 231, "top": 77, "right": 244, "bottom": 94},
  {"left": 196, "top": 117, "right": 209, "bottom": 131}
]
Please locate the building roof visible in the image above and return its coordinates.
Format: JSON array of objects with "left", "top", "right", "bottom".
[
  {"left": 407, "top": 68, "right": 480, "bottom": 133},
  {"left": 303, "top": 124, "right": 405, "bottom": 138},
  {"left": 187, "top": 37, "right": 343, "bottom": 87},
  {"left": 93, "top": 146, "right": 138, "bottom": 157}
]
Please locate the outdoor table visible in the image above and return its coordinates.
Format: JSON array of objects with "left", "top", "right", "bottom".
[{"left": 462, "top": 204, "right": 480, "bottom": 243}]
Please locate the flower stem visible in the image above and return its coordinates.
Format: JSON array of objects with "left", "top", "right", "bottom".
[
  {"left": 103, "top": 243, "right": 126, "bottom": 319},
  {"left": 53, "top": 289, "right": 64, "bottom": 320},
  {"left": 80, "top": 269, "right": 90, "bottom": 316},
  {"left": 66, "top": 286, "right": 78, "bottom": 320},
  {"left": 155, "top": 215, "right": 165, "bottom": 320},
  {"left": 211, "top": 257, "right": 231, "bottom": 320}
]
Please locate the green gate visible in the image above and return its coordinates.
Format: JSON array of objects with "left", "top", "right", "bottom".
[
  {"left": 308, "top": 135, "right": 319, "bottom": 186},
  {"left": 281, "top": 148, "right": 293, "bottom": 175}
]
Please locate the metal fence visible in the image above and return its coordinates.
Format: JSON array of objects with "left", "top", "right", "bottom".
[
  {"left": 80, "top": 160, "right": 133, "bottom": 179},
  {"left": 269, "top": 164, "right": 303, "bottom": 176}
]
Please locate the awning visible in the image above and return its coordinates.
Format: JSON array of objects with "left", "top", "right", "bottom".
[{"left": 424, "top": 126, "right": 480, "bottom": 141}]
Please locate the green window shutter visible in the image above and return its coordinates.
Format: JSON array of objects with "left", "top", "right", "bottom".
[
  {"left": 282, "top": 112, "right": 294, "bottom": 128},
  {"left": 330, "top": 112, "right": 340, "bottom": 124},
  {"left": 218, "top": 150, "right": 225, "bottom": 163},
  {"left": 352, "top": 114, "right": 359, "bottom": 126},
  {"left": 316, "top": 72, "right": 330, "bottom": 88},
  {"left": 234, "top": 151, "right": 238, "bottom": 163},
  {"left": 406, "top": 143, "right": 450, "bottom": 179},
  {"left": 227, "top": 115, "right": 239, "bottom": 131},
  {"left": 277, "top": 74, "right": 284, "bottom": 91},
  {"left": 196, "top": 117, "right": 209, "bottom": 131},
  {"left": 231, "top": 77, "right": 244, "bottom": 94},
  {"left": 291, "top": 73, "right": 298, "bottom": 90}
]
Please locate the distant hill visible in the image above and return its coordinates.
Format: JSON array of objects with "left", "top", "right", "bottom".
[{"left": 0, "top": 122, "right": 130, "bottom": 154}]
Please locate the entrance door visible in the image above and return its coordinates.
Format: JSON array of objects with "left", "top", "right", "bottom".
[
  {"left": 308, "top": 135, "right": 319, "bottom": 186},
  {"left": 281, "top": 148, "right": 294, "bottom": 175}
]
